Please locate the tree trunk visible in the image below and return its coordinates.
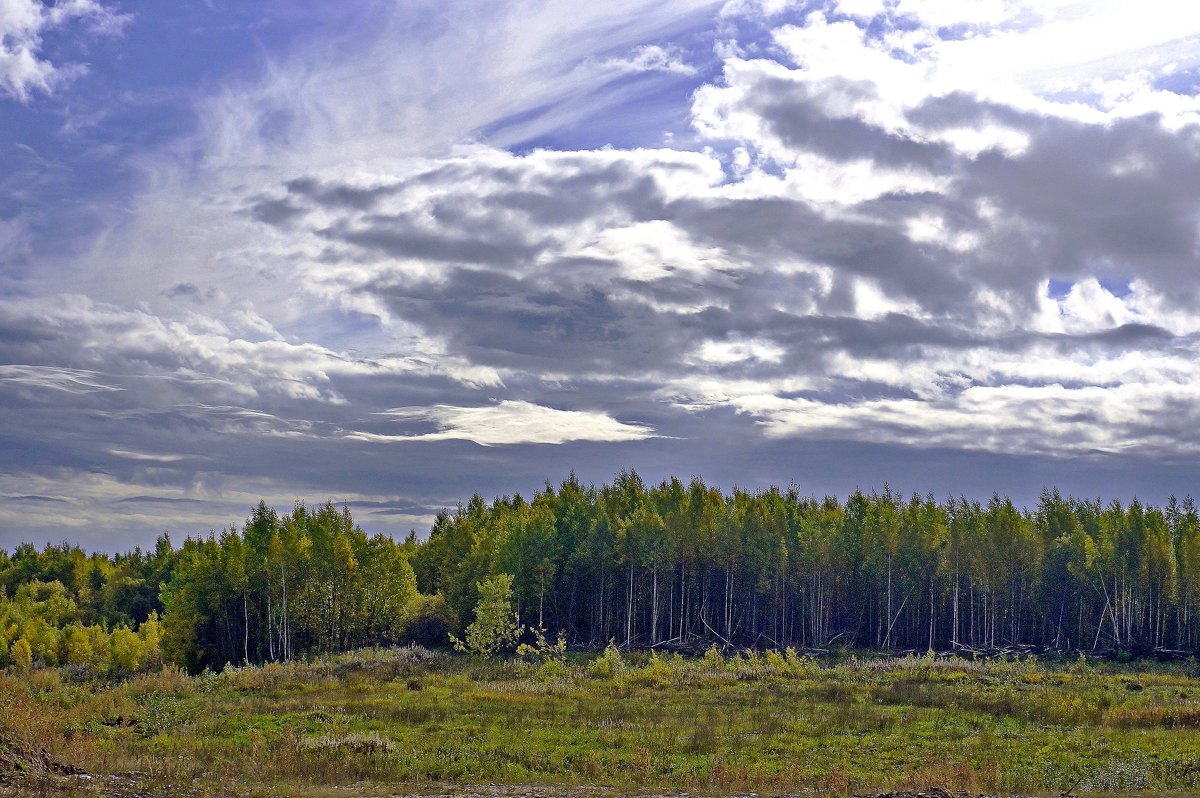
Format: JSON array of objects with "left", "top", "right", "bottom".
[
  {"left": 626, "top": 560, "right": 634, "bottom": 646},
  {"left": 651, "top": 565, "right": 658, "bottom": 644}
]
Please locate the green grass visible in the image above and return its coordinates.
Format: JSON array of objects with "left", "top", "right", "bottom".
[{"left": 5, "top": 648, "right": 1200, "bottom": 796}]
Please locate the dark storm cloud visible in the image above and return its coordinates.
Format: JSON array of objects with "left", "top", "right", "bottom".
[
  {"left": 284, "top": 177, "right": 397, "bottom": 211},
  {"left": 850, "top": 93, "right": 1200, "bottom": 302},
  {"left": 752, "top": 75, "right": 957, "bottom": 170},
  {"left": 163, "top": 282, "right": 203, "bottom": 300},
  {"left": 289, "top": 156, "right": 680, "bottom": 239},
  {"left": 367, "top": 269, "right": 686, "bottom": 373},
  {"left": 695, "top": 59, "right": 1200, "bottom": 314},
  {"left": 327, "top": 221, "right": 542, "bottom": 267},
  {"left": 955, "top": 115, "right": 1200, "bottom": 289},
  {"left": 669, "top": 195, "right": 979, "bottom": 311},
  {"left": 248, "top": 196, "right": 307, "bottom": 226},
  {"left": 1046, "top": 323, "right": 1174, "bottom": 347},
  {"left": 905, "top": 92, "right": 1033, "bottom": 132},
  {"left": 238, "top": 152, "right": 983, "bottom": 385},
  {"left": 0, "top": 288, "right": 668, "bottom": 548},
  {"left": 237, "top": 101, "right": 1200, "bottom": 399}
]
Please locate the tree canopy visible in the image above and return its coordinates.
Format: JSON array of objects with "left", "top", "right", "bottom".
[{"left": 6, "top": 473, "right": 1200, "bottom": 673}]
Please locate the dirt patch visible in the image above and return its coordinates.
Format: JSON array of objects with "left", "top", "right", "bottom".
[
  {"left": 0, "top": 733, "right": 85, "bottom": 778},
  {"left": 0, "top": 735, "right": 139, "bottom": 798}
]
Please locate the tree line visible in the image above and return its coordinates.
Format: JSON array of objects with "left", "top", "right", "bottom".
[
  {"left": 4, "top": 471, "right": 1200, "bottom": 671},
  {"left": 415, "top": 472, "right": 1200, "bottom": 656}
]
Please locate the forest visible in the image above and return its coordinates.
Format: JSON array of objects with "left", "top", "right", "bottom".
[{"left": 2, "top": 470, "right": 1199, "bottom": 673}]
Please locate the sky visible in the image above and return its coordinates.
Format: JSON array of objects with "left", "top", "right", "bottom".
[{"left": 5, "top": 0, "right": 1200, "bottom": 551}]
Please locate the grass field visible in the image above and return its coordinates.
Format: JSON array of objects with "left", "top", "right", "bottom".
[{"left": 4, "top": 646, "right": 1200, "bottom": 797}]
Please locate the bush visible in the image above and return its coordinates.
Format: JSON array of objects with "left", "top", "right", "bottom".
[
  {"left": 784, "top": 647, "right": 811, "bottom": 675},
  {"left": 517, "top": 626, "right": 568, "bottom": 663},
  {"left": 702, "top": 644, "right": 725, "bottom": 671},
  {"left": 730, "top": 651, "right": 767, "bottom": 680},
  {"left": 629, "top": 651, "right": 681, "bottom": 687},
  {"left": 9, "top": 638, "right": 32, "bottom": 672},
  {"left": 588, "top": 640, "right": 625, "bottom": 678}
]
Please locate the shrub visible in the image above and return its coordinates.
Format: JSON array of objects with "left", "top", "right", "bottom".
[
  {"left": 450, "top": 573, "right": 522, "bottom": 658},
  {"left": 731, "top": 651, "right": 767, "bottom": 680},
  {"left": 702, "top": 644, "right": 725, "bottom": 671},
  {"left": 630, "top": 651, "right": 679, "bottom": 687},
  {"left": 784, "top": 646, "right": 811, "bottom": 675},
  {"left": 9, "top": 637, "right": 32, "bottom": 672},
  {"left": 588, "top": 640, "right": 625, "bottom": 678},
  {"left": 86, "top": 625, "right": 111, "bottom": 673},
  {"left": 28, "top": 619, "right": 60, "bottom": 666},
  {"left": 517, "top": 626, "right": 568, "bottom": 663}
]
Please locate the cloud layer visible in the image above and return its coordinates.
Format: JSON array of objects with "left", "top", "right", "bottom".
[{"left": 6, "top": 0, "right": 1200, "bottom": 548}]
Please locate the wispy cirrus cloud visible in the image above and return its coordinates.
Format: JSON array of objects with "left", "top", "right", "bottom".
[{"left": 0, "top": 364, "right": 121, "bottom": 394}]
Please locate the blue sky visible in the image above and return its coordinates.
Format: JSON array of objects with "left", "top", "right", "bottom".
[{"left": 6, "top": 0, "right": 1200, "bottom": 550}]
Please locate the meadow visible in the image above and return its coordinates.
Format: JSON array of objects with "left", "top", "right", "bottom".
[{"left": 4, "top": 647, "right": 1200, "bottom": 797}]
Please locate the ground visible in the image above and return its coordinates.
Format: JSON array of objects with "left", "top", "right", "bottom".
[{"left": 3, "top": 647, "right": 1200, "bottom": 797}]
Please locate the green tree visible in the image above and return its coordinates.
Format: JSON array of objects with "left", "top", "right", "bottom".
[
  {"left": 9, "top": 637, "right": 32, "bottom": 672},
  {"left": 452, "top": 573, "right": 522, "bottom": 657},
  {"left": 64, "top": 625, "right": 93, "bottom": 667},
  {"left": 110, "top": 626, "right": 143, "bottom": 672}
]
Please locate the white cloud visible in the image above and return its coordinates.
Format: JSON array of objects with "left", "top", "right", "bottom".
[
  {"left": 0, "top": 294, "right": 500, "bottom": 404},
  {"left": 702, "top": 1, "right": 1200, "bottom": 178},
  {"left": 689, "top": 337, "right": 785, "bottom": 365},
  {"left": 0, "top": 0, "right": 124, "bottom": 101},
  {"left": 0, "top": 216, "right": 31, "bottom": 262},
  {"left": 1057, "top": 278, "right": 1132, "bottom": 333},
  {"left": 107, "top": 448, "right": 187, "bottom": 463},
  {"left": 352, "top": 400, "right": 656, "bottom": 446},
  {"left": 599, "top": 44, "right": 698, "bottom": 76},
  {"left": 713, "top": 376, "right": 1200, "bottom": 457},
  {"left": 193, "top": 0, "right": 716, "bottom": 173},
  {"left": 1033, "top": 279, "right": 1200, "bottom": 337},
  {"left": 832, "top": 0, "right": 887, "bottom": 21},
  {"left": 851, "top": 278, "right": 922, "bottom": 320},
  {"left": 571, "top": 220, "right": 733, "bottom": 282},
  {"left": 905, "top": 212, "right": 981, "bottom": 253},
  {"left": 891, "top": 0, "right": 1016, "bottom": 29},
  {"left": 0, "top": 364, "right": 122, "bottom": 393},
  {"left": 720, "top": 0, "right": 799, "bottom": 19}
]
